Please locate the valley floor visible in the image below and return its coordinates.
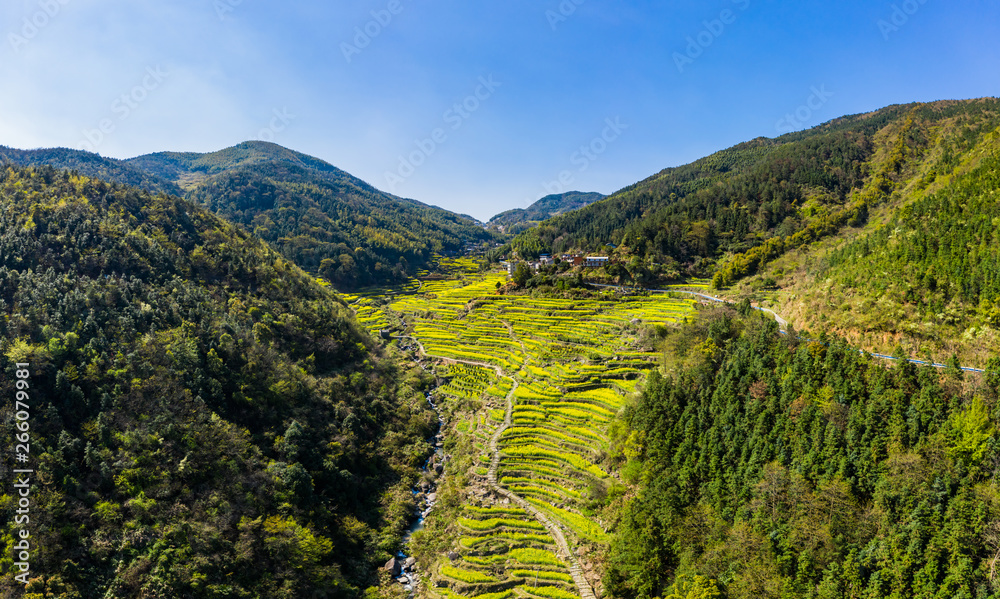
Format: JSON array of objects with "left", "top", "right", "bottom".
[{"left": 341, "top": 259, "right": 699, "bottom": 599}]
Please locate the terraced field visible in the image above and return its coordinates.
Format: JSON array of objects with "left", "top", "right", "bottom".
[
  {"left": 345, "top": 262, "right": 698, "bottom": 599},
  {"left": 340, "top": 258, "right": 484, "bottom": 337},
  {"left": 668, "top": 277, "right": 712, "bottom": 289}
]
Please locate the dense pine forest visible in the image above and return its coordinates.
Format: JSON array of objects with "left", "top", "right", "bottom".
[
  {"left": 607, "top": 309, "right": 1000, "bottom": 599},
  {"left": 0, "top": 165, "right": 436, "bottom": 597}
]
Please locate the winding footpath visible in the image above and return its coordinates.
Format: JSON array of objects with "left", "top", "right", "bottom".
[
  {"left": 486, "top": 378, "right": 598, "bottom": 599},
  {"left": 398, "top": 324, "right": 599, "bottom": 599}
]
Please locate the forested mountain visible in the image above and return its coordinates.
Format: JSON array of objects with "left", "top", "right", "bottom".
[
  {"left": 2, "top": 141, "right": 496, "bottom": 288},
  {"left": 510, "top": 99, "right": 1000, "bottom": 285},
  {"left": 0, "top": 164, "right": 436, "bottom": 597},
  {"left": 488, "top": 191, "right": 605, "bottom": 234},
  {"left": 0, "top": 145, "right": 181, "bottom": 196},
  {"left": 607, "top": 309, "right": 1000, "bottom": 599},
  {"left": 127, "top": 142, "right": 359, "bottom": 186},
  {"left": 758, "top": 121, "right": 1000, "bottom": 367},
  {"left": 125, "top": 141, "right": 496, "bottom": 288}
]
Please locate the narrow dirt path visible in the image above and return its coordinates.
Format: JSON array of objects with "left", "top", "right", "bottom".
[
  {"left": 412, "top": 325, "right": 598, "bottom": 599},
  {"left": 501, "top": 319, "right": 529, "bottom": 360},
  {"left": 485, "top": 377, "right": 598, "bottom": 599}
]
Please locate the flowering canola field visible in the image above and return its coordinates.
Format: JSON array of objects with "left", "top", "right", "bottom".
[{"left": 348, "top": 264, "right": 697, "bottom": 599}]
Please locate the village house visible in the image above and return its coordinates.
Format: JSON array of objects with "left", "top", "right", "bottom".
[{"left": 560, "top": 253, "right": 585, "bottom": 266}]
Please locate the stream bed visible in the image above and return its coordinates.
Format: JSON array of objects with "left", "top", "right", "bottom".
[{"left": 386, "top": 386, "right": 449, "bottom": 595}]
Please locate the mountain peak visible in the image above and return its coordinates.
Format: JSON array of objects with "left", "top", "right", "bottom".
[
  {"left": 126, "top": 140, "right": 347, "bottom": 182},
  {"left": 488, "top": 191, "right": 605, "bottom": 233}
]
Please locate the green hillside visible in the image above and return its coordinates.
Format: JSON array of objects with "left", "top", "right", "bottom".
[
  {"left": 760, "top": 127, "right": 1000, "bottom": 366},
  {"left": 4, "top": 98, "right": 999, "bottom": 599},
  {"left": 606, "top": 310, "right": 1000, "bottom": 598},
  {"left": 0, "top": 165, "right": 435, "bottom": 597},
  {"left": 2, "top": 141, "right": 496, "bottom": 289},
  {"left": 488, "top": 191, "right": 605, "bottom": 234},
  {"left": 0, "top": 146, "right": 181, "bottom": 196},
  {"left": 127, "top": 141, "right": 356, "bottom": 186},
  {"left": 510, "top": 99, "right": 1000, "bottom": 287},
  {"left": 129, "top": 142, "right": 497, "bottom": 288}
]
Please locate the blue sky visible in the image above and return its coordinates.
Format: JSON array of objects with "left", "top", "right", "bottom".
[{"left": 1, "top": 0, "right": 997, "bottom": 221}]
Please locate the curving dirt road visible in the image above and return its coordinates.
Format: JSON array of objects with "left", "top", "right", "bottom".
[{"left": 588, "top": 283, "right": 992, "bottom": 373}]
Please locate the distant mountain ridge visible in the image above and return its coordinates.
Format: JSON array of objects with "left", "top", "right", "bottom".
[
  {"left": 1, "top": 141, "right": 496, "bottom": 288},
  {"left": 127, "top": 141, "right": 356, "bottom": 186},
  {"left": 488, "top": 191, "right": 605, "bottom": 234},
  {"left": 0, "top": 145, "right": 182, "bottom": 195}
]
